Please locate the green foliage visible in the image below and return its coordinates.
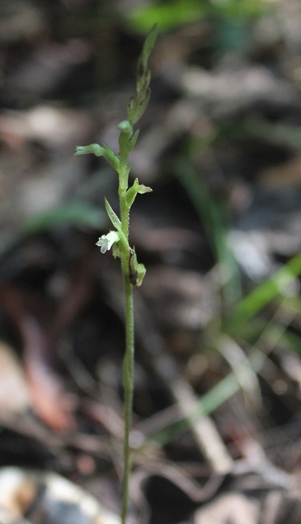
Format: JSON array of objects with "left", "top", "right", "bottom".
[{"left": 126, "top": 0, "right": 271, "bottom": 33}]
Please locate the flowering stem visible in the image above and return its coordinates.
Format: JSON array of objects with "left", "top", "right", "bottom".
[
  {"left": 120, "top": 257, "right": 134, "bottom": 524},
  {"left": 75, "top": 25, "right": 158, "bottom": 523},
  {"left": 118, "top": 147, "right": 134, "bottom": 524}
]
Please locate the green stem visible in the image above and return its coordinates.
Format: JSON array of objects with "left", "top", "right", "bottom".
[
  {"left": 119, "top": 162, "right": 134, "bottom": 524},
  {"left": 76, "top": 27, "right": 157, "bottom": 523},
  {"left": 120, "top": 261, "right": 134, "bottom": 524}
]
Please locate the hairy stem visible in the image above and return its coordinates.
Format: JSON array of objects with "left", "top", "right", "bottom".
[
  {"left": 119, "top": 155, "right": 133, "bottom": 524},
  {"left": 120, "top": 260, "right": 134, "bottom": 524}
]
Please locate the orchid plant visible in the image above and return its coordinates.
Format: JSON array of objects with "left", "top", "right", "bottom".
[{"left": 75, "top": 25, "right": 158, "bottom": 524}]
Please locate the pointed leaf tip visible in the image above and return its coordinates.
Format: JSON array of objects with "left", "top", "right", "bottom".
[{"left": 104, "top": 198, "right": 121, "bottom": 230}]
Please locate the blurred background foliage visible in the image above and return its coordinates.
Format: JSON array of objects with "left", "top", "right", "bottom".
[{"left": 126, "top": 0, "right": 270, "bottom": 32}]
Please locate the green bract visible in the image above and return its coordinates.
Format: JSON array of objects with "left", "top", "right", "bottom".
[
  {"left": 129, "top": 247, "right": 147, "bottom": 286},
  {"left": 126, "top": 178, "right": 152, "bottom": 209},
  {"left": 104, "top": 198, "right": 122, "bottom": 230},
  {"left": 75, "top": 143, "right": 120, "bottom": 171}
]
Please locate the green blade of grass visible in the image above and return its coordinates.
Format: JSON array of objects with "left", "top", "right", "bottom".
[
  {"left": 150, "top": 371, "right": 240, "bottom": 446},
  {"left": 228, "top": 253, "right": 301, "bottom": 325}
]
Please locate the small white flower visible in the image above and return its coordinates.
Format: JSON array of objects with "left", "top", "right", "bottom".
[{"left": 96, "top": 231, "right": 119, "bottom": 254}]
